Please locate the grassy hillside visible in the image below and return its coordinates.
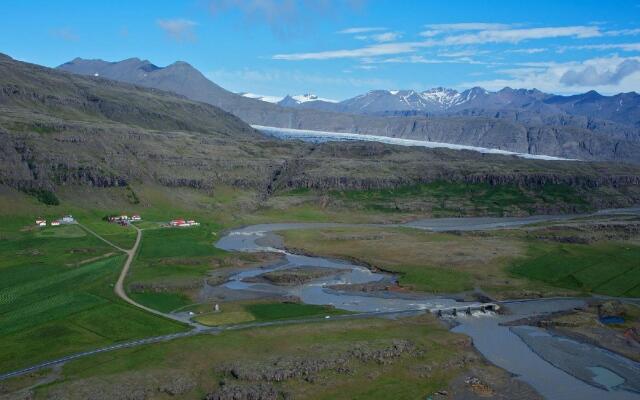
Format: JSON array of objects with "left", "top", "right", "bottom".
[{"left": 0, "top": 53, "right": 255, "bottom": 135}]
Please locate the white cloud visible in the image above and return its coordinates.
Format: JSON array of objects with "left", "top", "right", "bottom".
[
  {"left": 438, "top": 49, "right": 489, "bottom": 57},
  {"left": 604, "top": 28, "right": 640, "bottom": 37},
  {"left": 438, "top": 26, "right": 602, "bottom": 45},
  {"left": 423, "top": 22, "right": 512, "bottom": 31},
  {"left": 354, "top": 64, "right": 377, "bottom": 70},
  {"left": 371, "top": 31, "right": 402, "bottom": 42},
  {"left": 338, "top": 27, "right": 387, "bottom": 34},
  {"left": 560, "top": 58, "right": 640, "bottom": 86},
  {"left": 273, "top": 41, "right": 423, "bottom": 60},
  {"left": 274, "top": 25, "right": 603, "bottom": 61},
  {"left": 462, "top": 55, "right": 640, "bottom": 94},
  {"left": 377, "top": 55, "right": 486, "bottom": 65},
  {"left": 157, "top": 18, "right": 197, "bottom": 42},
  {"left": 419, "top": 30, "right": 442, "bottom": 37},
  {"left": 559, "top": 43, "right": 640, "bottom": 52},
  {"left": 508, "top": 48, "right": 547, "bottom": 54}
]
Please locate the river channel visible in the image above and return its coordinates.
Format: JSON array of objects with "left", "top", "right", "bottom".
[{"left": 214, "top": 211, "right": 640, "bottom": 399}]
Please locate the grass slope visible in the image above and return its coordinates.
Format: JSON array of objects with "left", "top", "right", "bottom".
[{"left": 329, "top": 181, "right": 588, "bottom": 215}]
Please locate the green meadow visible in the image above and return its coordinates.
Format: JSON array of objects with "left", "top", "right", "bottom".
[
  {"left": 329, "top": 181, "right": 588, "bottom": 215},
  {"left": 0, "top": 218, "right": 186, "bottom": 373},
  {"left": 510, "top": 241, "right": 640, "bottom": 297}
]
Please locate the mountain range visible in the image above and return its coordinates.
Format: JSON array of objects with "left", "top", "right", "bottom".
[
  {"left": 263, "top": 87, "right": 640, "bottom": 128},
  {"left": 57, "top": 57, "right": 640, "bottom": 164},
  {"left": 10, "top": 52, "right": 640, "bottom": 212}
]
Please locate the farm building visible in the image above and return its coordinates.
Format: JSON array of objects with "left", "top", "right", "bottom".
[
  {"left": 51, "top": 220, "right": 61, "bottom": 226},
  {"left": 61, "top": 215, "right": 75, "bottom": 224},
  {"left": 131, "top": 214, "right": 142, "bottom": 221},
  {"left": 169, "top": 219, "right": 199, "bottom": 227},
  {"left": 35, "top": 219, "right": 46, "bottom": 227}
]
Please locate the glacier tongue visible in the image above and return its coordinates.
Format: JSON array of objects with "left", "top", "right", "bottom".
[{"left": 252, "top": 125, "right": 575, "bottom": 161}]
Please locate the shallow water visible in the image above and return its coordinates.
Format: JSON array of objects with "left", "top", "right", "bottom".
[
  {"left": 215, "top": 211, "right": 640, "bottom": 399},
  {"left": 455, "top": 300, "right": 640, "bottom": 400}
]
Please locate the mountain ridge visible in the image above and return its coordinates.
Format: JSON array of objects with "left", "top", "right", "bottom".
[
  {"left": 3, "top": 52, "right": 640, "bottom": 214},
  {"left": 57, "top": 56, "right": 640, "bottom": 163}
]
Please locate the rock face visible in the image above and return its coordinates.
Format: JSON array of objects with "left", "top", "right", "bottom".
[
  {"left": 204, "top": 383, "right": 283, "bottom": 400},
  {"left": 43, "top": 371, "right": 196, "bottom": 400},
  {"left": 56, "top": 56, "right": 640, "bottom": 163}
]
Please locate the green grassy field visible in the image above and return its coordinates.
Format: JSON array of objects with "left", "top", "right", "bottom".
[
  {"left": 0, "top": 219, "right": 187, "bottom": 373},
  {"left": 246, "top": 302, "right": 350, "bottom": 321},
  {"left": 125, "top": 224, "right": 229, "bottom": 310},
  {"left": 193, "top": 302, "right": 350, "bottom": 327},
  {"left": 510, "top": 242, "right": 640, "bottom": 297},
  {"left": 29, "top": 314, "right": 472, "bottom": 400},
  {"left": 129, "top": 292, "right": 192, "bottom": 313}
]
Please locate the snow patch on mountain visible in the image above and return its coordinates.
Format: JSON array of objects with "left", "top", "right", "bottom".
[
  {"left": 290, "top": 93, "right": 338, "bottom": 103},
  {"left": 420, "top": 87, "right": 466, "bottom": 109}
]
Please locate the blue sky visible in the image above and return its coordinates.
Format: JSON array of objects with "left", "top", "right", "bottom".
[{"left": 2, "top": 0, "right": 640, "bottom": 100}]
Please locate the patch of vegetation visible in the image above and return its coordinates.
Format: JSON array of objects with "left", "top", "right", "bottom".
[
  {"left": 7, "top": 121, "right": 57, "bottom": 134},
  {"left": 194, "top": 303, "right": 255, "bottom": 326},
  {"left": 125, "top": 185, "right": 140, "bottom": 205},
  {"left": 510, "top": 242, "right": 640, "bottom": 296},
  {"left": 330, "top": 181, "right": 585, "bottom": 215},
  {"left": 246, "top": 302, "right": 350, "bottom": 321},
  {"left": 281, "top": 187, "right": 311, "bottom": 196},
  {"left": 129, "top": 292, "right": 191, "bottom": 313},
  {"left": 396, "top": 266, "right": 473, "bottom": 294},
  {"left": 21, "top": 188, "right": 60, "bottom": 205},
  {"left": 137, "top": 225, "right": 223, "bottom": 261}
]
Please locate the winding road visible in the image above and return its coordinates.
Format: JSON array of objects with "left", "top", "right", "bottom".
[{"left": 77, "top": 223, "right": 194, "bottom": 324}]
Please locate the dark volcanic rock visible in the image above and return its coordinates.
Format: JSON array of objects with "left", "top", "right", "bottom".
[{"left": 204, "top": 382, "right": 284, "bottom": 400}]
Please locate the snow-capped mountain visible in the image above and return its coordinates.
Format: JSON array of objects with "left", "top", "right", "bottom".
[
  {"left": 339, "top": 88, "right": 486, "bottom": 113},
  {"left": 239, "top": 92, "right": 338, "bottom": 108},
  {"left": 278, "top": 93, "right": 338, "bottom": 107},
  {"left": 238, "top": 92, "right": 282, "bottom": 104}
]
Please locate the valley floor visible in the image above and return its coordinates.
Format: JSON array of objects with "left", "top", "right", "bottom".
[{"left": 1, "top": 185, "right": 639, "bottom": 399}]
